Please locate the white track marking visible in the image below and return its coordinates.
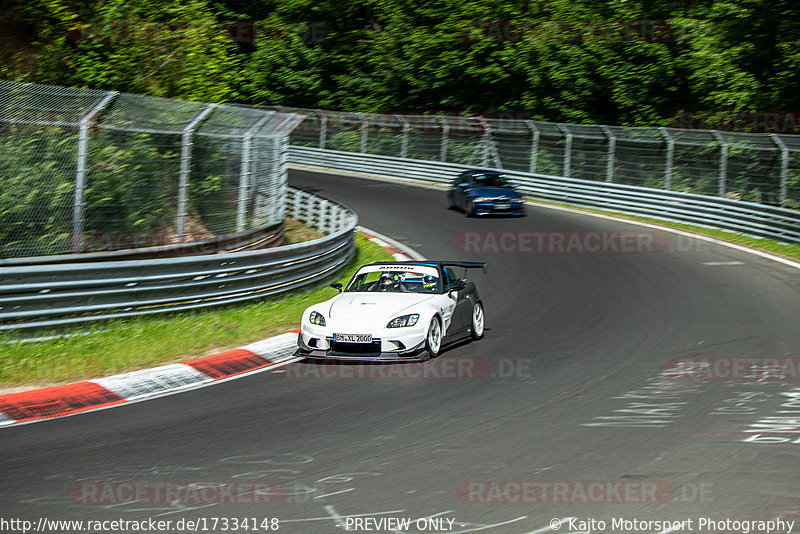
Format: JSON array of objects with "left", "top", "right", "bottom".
[
  {"left": 359, "top": 225, "right": 428, "bottom": 261},
  {"left": 313, "top": 488, "right": 355, "bottom": 499}
]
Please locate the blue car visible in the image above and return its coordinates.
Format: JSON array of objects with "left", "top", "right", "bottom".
[{"left": 446, "top": 170, "right": 526, "bottom": 217}]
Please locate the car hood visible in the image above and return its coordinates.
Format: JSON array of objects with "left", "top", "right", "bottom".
[
  {"left": 469, "top": 186, "right": 521, "bottom": 199},
  {"left": 326, "top": 293, "right": 434, "bottom": 321}
]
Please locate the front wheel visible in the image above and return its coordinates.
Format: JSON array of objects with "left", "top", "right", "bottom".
[
  {"left": 470, "top": 302, "right": 485, "bottom": 340},
  {"left": 446, "top": 192, "right": 456, "bottom": 210},
  {"left": 425, "top": 316, "right": 442, "bottom": 358},
  {"left": 465, "top": 200, "right": 475, "bottom": 217}
]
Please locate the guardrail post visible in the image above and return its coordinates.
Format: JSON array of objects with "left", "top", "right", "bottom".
[
  {"left": 558, "top": 124, "right": 573, "bottom": 178},
  {"left": 237, "top": 112, "right": 275, "bottom": 232},
  {"left": 177, "top": 103, "right": 217, "bottom": 242},
  {"left": 601, "top": 125, "right": 615, "bottom": 183},
  {"left": 360, "top": 114, "right": 368, "bottom": 154},
  {"left": 71, "top": 91, "right": 118, "bottom": 253},
  {"left": 712, "top": 130, "right": 728, "bottom": 197},
  {"left": 293, "top": 190, "right": 303, "bottom": 220},
  {"left": 658, "top": 127, "right": 675, "bottom": 190},
  {"left": 526, "top": 120, "right": 540, "bottom": 173},
  {"left": 398, "top": 115, "right": 409, "bottom": 159},
  {"left": 771, "top": 134, "right": 789, "bottom": 207},
  {"left": 439, "top": 116, "right": 449, "bottom": 162}
]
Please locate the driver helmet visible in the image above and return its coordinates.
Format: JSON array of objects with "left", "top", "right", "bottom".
[
  {"left": 380, "top": 272, "right": 402, "bottom": 288},
  {"left": 422, "top": 274, "right": 437, "bottom": 289}
]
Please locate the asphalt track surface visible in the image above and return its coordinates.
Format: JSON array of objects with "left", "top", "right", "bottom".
[{"left": 2, "top": 169, "right": 800, "bottom": 533}]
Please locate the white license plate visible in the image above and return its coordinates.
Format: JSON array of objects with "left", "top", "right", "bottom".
[
  {"left": 334, "top": 333, "right": 373, "bottom": 343},
  {"left": 495, "top": 204, "right": 511, "bottom": 209}
]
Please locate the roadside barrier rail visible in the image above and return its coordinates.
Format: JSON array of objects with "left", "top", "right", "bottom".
[
  {"left": 289, "top": 145, "right": 800, "bottom": 244},
  {"left": 0, "top": 187, "right": 357, "bottom": 332}
]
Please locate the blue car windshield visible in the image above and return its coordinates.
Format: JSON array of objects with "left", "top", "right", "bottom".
[{"left": 472, "top": 173, "right": 513, "bottom": 188}]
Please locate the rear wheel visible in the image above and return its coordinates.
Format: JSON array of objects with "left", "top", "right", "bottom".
[
  {"left": 425, "top": 316, "right": 442, "bottom": 358},
  {"left": 470, "top": 302, "right": 485, "bottom": 340}
]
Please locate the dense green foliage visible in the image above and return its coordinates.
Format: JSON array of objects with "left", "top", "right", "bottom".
[{"left": 2, "top": 0, "right": 799, "bottom": 126}]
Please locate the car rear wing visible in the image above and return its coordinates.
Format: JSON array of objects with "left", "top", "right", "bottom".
[
  {"left": 436, "top": 261, "right": 487, "bottom": 275},
  {"left": 363, "top": 260, "right": 487, "bottom": 274}
]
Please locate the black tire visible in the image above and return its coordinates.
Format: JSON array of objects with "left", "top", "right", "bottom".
[
  {"left": 470, "top": 302, "right": 485, "bottom": 340},
  {"left": 465, "top": 200, "right": 475, "bottom": 217},
  {"left": 446, "top": 192, "right": 456, "bottom": 210},
  {"left": 424, "top": 316, "right": 442, "bottom": 359}
]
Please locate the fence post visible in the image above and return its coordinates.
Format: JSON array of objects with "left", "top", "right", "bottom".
[
  {"left": 177, "top": 103, "right": 217, "bottom": 242},
  {"left": 318, "top": 110, "right": 327, "bottom": 149},
  {"left": 360, "top": 114, "right": 368, "bottom": 154},
  {"left": 600, "top": 125, "right": 615, "bottom": 183},
  {"left": 479, "top": 118, "right": 490, "bottom": 167},
  {"left": 659, "top": 127, "right": 674, "bottom": 191},
  {"left": 771, "top": 134, "right": 789, "bottom": 207},
  {"left": 264, "top": 134, "right": 289, "bottom": 224},
  {"left": 237, "top": 112, "right": 275, "bottom": 232},
  {"left": 439, "top": 116, "right": 449, "bottom": 162},
  {"left": 712, "top": 130, "right": 728, "bottom": 197},
  {"left": 71, "top": 91, "right": 118, "bottom": 253},
  {"left": 526, "top": 120, "right": 540, "bottom": 173},
  {"left": 398, "top": 115, "right": 409, "bottom": 159},
  {"left": 557, "top": 124, "right": 572, "bottom": 178}
]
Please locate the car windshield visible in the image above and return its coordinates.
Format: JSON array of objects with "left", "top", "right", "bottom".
[
  {"left": 472, "top": 173, "right": 513, "bottom": 188},
  {"left": 346, "top": 265, "right": 441, "bottom": 294}
]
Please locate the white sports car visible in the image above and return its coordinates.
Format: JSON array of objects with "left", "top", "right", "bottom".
[{"left": 295, "top": 261, "right": 486, "bottom": 361}]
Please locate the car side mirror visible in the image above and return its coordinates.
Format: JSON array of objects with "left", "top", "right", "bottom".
[{"left": 330, "top": 283, "right": 343, "bottom": 293}]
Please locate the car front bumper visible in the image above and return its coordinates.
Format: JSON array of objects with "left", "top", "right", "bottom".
[
  {"left": 294, "top": 331, "right": 429, "bottom": 361},
  {"left": 472, "top": 202, "right": 526, "bottom": 216}
]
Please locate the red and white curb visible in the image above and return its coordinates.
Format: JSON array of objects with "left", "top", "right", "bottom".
[
  {"left": 0, "top": 333, "right": 299, "bottom": 426},
  {"left": 358, "top": 225, "right": 425, "bottom": 261},
  {"left": 0, "top": 228, "right": 424, "bottom": 427}
]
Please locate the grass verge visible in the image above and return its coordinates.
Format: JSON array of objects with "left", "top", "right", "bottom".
[{"left": 0, "top": 233, "right": 394, "bottom": 389}]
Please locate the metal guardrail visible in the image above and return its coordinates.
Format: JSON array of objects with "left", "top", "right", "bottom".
[
  {"left": 0, "top": 187, "right": 357, "bottom": 332},
  {"left": 0, "top": 222, "right": 286, "bottom": 266},
  {"left": 289, "top": 146, "right": 800, "bottom": 244}
]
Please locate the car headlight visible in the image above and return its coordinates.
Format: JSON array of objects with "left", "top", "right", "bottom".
[
  {"left": 512, "top": 198, "right": 525, "bottom": 204},
  {"left": 309, "top": 311, "right": 326, "bottom": 326},
  {"left": 387, "top": 314, "right": 420, "bottom": 328},
  {"left": 472, "top": 197, "right": 490, "bottom": 203}
]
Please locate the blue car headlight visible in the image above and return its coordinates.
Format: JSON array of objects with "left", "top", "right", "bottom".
[
  {"left": 387, "top": 314, "right": 420, "bottom": 328},
  {"left": 512, "top": 198, "right": 525, "bottom": 204},
  {"left": 309, "top": 311, "right": 326, "bottom": 326},
  {"left": 472, "top": 197, "right": 490, "bottom": 203}
]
